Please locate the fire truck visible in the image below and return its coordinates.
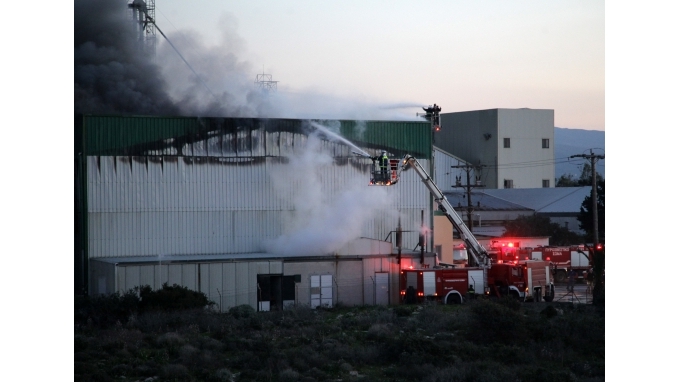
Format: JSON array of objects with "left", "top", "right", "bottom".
[
  {"left": 489, "top": 242, "right": 591, "bottom": 283},
  {"left": 360, "top": 152, "right": 555, "bottom": 303},
  {"left": 400, "top": 259, "right": 553, "bottom": 303}
]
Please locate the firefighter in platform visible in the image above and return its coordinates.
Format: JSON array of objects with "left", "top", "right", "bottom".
[{"left": 371, "top": 150, "right": 390, "bottom": 182}]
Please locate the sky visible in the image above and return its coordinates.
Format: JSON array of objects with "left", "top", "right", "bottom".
[{"left": 153, "top": 0, "right": 604, "bottom": 130}]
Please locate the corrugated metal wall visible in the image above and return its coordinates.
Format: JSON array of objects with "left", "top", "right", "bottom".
[
  {"left": 198, "top": 261, "right": 283, "bottom": 311},
  {"left": 76, "top": 115, "right": 434, "bottom": 294},
  {"left": 434, "top": 147, "right": 471, "bottom": 193},
  {"left": 90, "top": 254, "right": 436, "bottom": 310},
  {"left": 86, "top": 155, "right": 431, "bottom": 257}
]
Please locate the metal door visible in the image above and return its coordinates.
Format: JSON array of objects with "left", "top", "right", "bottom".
[
  {"left": 423, "top": 271, "right": 436, "bottom": 296},
  {"left": 311, "top": 274, "right": 333, "bottom": 308},
  {"left": 375, "top": 272, "right": 389, "bottom": 305}
]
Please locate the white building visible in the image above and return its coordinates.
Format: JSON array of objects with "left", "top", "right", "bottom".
[
  {"left": 75, "top": 115, "right": 437, "bottom": 310},
  {"left": 437, "top": 108, "right": 555, "bottom": 189}
]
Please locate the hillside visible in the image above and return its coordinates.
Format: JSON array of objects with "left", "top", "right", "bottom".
[{"left": 555, "top": 128, "right": 605, "bottom": 179}]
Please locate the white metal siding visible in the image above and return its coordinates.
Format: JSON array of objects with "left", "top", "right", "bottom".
[
  {"left": 87, "top": 154, "right": 431, "bottom": 258},
  {"left": 336, "top": 260, "right": 364, "bottom": 306},
  {"left": 434, "top": 147, "right": 469, "bottom": 193}
]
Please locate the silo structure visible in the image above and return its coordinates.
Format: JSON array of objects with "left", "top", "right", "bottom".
[{"left": 75, "top": 115, "right": 434, "bottom": 309}]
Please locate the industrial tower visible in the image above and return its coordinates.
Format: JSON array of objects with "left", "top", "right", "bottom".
[
  {"left": 255, "top": 70, "right": 279, "bottom": 92},
  {"left": 128, "top": 0, "right": 156, "bottom": 56}
]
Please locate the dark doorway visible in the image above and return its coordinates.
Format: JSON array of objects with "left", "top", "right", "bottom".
[{"left": 258, "top": 274, "right": 298, "bottom": 311}]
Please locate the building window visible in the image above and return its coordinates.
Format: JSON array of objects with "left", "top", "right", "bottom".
[
  {"left": 504, "top": 179, "right": 514, "bottom": 189},
  {"left": 542, "top": 139, "right": 550, "bottom": 149},
  {"left": 503, "top": 138, "right": 511, "bottom": 148},
  {"left": 542, "top": 179, "right": 550, "bottom": 188}
]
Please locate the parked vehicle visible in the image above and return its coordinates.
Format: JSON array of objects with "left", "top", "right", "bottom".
[{"left": 489, "top": 243, "right": 591, "bottom": 283}]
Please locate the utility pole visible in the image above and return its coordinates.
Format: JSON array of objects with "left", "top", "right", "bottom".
[
  {"left": 570, "top": 150, "right": 605, "bottom": 244},
  {"left": 451, "top": 164, "right": 485, "bottom": 229}
]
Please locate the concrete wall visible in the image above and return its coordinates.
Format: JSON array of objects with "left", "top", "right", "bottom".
[
  {"left": 438, "top": 109, "right": 500, "bottom": 188},
  {"left": 438, "top": 109, "right": 554, "bottom": 189},
  {"left": 497, "top": 109, "right": 555, "bottom": 189}
]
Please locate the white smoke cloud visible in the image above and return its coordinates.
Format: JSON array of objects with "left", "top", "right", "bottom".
[{"left": 263, "top": 132, "right": 394, "bottom": 256}]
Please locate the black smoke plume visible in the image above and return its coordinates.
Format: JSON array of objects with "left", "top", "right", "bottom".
[
  {"left": 75, "top": 0, "right": 180, "bottom": 115},
  {"left": 74, "top": 0, "right": 423, "bottom": 120}
]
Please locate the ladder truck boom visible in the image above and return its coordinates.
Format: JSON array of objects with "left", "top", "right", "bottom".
[{"left": 400, "top": 154, "right": 491, "bottom": 268}]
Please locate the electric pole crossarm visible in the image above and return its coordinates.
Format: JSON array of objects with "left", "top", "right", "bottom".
[{"left": 451, "top": 164, "right": 485, "bottom": 228}]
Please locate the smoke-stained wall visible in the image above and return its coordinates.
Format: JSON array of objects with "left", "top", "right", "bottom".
[
  {"left": 77, "top": 116, "right": 433, "bottom": 271},
  {"left": 85, "top": 153, "right": 430, "bottom": 258}
]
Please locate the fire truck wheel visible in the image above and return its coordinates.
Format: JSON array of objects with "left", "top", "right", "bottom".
[
  {"left": 543, "top": 285, "right": 555, "bottom": 302},
  {"left": 446, "top": 294, "right": 461, "bottom": 305},
  {"left": 554, "top": 270, "right": 567, "bottom": 283}
]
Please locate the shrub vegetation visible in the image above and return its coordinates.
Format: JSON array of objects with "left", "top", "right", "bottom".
[{"left": 75, "top": 288, "right": 604, "bottom": 381}]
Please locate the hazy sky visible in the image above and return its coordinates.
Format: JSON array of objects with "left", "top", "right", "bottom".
[{"left": 154, "top": 0, "right": 604, "bottom": 130}]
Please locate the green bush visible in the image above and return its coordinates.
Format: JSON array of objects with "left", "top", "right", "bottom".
[
  {"left": 228, "top": 304, "right": 256, "bottom": 318},
  {"left": 74, "top": 289, "right": 140, "bottom": 327},
  {"left": 75, "top": 284, "right": 215, "bottom": 329},
  {"left": 138, "top": 283, "right": 215, "bottom": 312}
]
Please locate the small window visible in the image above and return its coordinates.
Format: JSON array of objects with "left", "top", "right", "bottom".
[
  {"left": 503, "top": 138, "right": 511, "bottom": 148},
  {"left": 542, "top": 139, "right": 550, "bottom": 149},
  {"left": 504, "top": 179, "right": 514, "bottom": 189},
  {"left": 512, "top": 267, "right": 523, "bottom": 278},
  {"left": 542, "top": 179, "right": 550, "bottom": 188}
]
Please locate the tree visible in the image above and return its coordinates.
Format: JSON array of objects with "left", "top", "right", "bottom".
[
  {"left": 577, "top": 180, "right": 605, "bottom": 242},
  {"left": 502, "top": 214, "right": 584, "bottom": 245},
  {"left": 555, "top": 174, "right": 580, "bottom": 187},
  {"left": 556, "top": 162, "right": 604, "bottom": 187},
  {"left": 578, "top": 162, "right": 604, "bottom": 185}
]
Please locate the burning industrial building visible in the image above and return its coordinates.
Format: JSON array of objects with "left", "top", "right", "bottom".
[{"left": 75, "top": 1, "right": 463, "bottom": 313}]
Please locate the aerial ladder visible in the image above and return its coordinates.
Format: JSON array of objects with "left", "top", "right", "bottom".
[
  {"left": 399, "top": 155, "right": 491, "bottom": 270},
  {"left": 355, "top": 152, "right": 491, "bottom": 270}
]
